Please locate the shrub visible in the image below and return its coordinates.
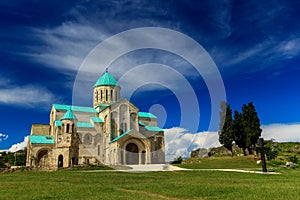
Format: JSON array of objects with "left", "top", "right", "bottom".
[
  {"left": 171, "top": 156, "right": 183, "bottom": 164},
  {"left": 288, "top": 155, "right": 298, "bottom": 164},
  {"left": 268, "top": 160, "right": 285, "bottom": 167},
  {"left": 264, "top": 141, "right": 278, "bottom": 160}
]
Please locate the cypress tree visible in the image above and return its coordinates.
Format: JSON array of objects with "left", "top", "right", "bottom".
[
  {"left": 233, "top": 110, "right": 248, "bottom": 155},
  {"left": 242, "top": 102, "right": 262, "bottom": 154},
  {"left": 219, "top": 102, "right": 234, "bottom": 153}
]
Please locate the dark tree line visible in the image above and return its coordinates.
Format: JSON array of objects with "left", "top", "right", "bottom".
[
  {"left": 0, "top": 149, "right": 27, "bottom": 167},
  {"left": 219, "top": 102, "right": 262, "bottom": 156}
]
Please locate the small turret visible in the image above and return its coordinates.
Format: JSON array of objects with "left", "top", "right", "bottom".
[{"left": 61, "top": 109, "right": 77, "bottom": 134}]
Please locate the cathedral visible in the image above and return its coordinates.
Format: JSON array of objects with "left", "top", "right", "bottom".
[{"left": 26, "top": 71, "right": 165, "bottom": 170}]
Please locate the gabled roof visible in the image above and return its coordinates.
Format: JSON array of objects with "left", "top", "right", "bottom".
[
  {"left": 53, "top": 104, "right": 97, "bottom": 113},
  {"left": 30, "top": 135, "right": 55, "bottom": 144},
  {"left": 95, "top": 103, "right": 110, "bottom": 112},
  {"left": 94, "top": 72, "right": 118, "bottom": 87},
  {"left": 61, "top": 109, "right": 76, "bottom": 120},
  {"left": 111, "top": 129, "right": 133, "bottom": 143},
  {"left": 110, "top": 129, "right": 148, "bottom": 143},
  {"left": 138, "top": 112, "right": 157, "bottom": 119}
]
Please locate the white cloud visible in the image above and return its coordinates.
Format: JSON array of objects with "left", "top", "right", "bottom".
[
  {"left": 279, "top": 38, "right": 300, "bottom": 58},
  {"left": 8, "top": 136, "right": 28, "bottom": 153},
  {"left": 25, "top": 22, "right": 107, "bottom": 72},
  {"left": 0, "top": 85, "right": 57, "bottom": 109},
  {"left": 211, "top": 37, "right": 300, "bottom": 76},
  {"left": 0, "top": 133, "right": 9, "bottom": 142},
  {"left": 164, "top": 127, "right": 221, "bottom": 161},
  {"left": 262, "top": 123, "right": 300, "bottom": 142}
]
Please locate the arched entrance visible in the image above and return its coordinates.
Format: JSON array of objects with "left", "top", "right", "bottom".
[
  {"left": 58, "top": 155, "right": 63, "bottom": 168},
  {"left": 37, "top": 149, "right": 49, "bottom": 168},
  {"left": 126, "top": 143, "right": 139, "bottom": 165}
]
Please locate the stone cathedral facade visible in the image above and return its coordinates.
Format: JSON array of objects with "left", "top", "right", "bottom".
[{"left": 26, "top": 71, "right": 165, "bottom": 170}]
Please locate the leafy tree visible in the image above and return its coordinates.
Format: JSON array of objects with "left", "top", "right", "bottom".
[
  {"left": 15, "top": 150, "right": 27, "bottom": 166},
  {"left": 0, "top": 156, "right": 5, "bottom": 167},
  {"left": 219, "top": 102, "right": 234, "bottom": 153}
]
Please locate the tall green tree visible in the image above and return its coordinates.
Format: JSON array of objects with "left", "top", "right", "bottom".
[
  {"left": 219, "top": 102, "right": 234, "bottom": 153},
  {"left": 219, "top": 101, "right": 262, "bottom": 156},
  {"left": 241, "top": 102, "right": 262, "bottom": 154},
  {"left": 233, "top": 110, "right": 248, "bottom": 155}
]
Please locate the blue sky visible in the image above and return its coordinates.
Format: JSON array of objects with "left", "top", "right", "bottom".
[{"left": 1, "top": 0, "right": 300, "bottom": 150}]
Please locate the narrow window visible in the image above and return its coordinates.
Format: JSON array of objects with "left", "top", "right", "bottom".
[
  {"left": 111, "top": 90, "right": 113, "bottom": 102},
  {"left": 101, "top": 90, "right": 103, "bottom": 101},
  {"left": 106, "top": 90, "right": 108, "bottom": 101},
  {"left": 66, "top": 123, "right": 70, "bottom": 133}
]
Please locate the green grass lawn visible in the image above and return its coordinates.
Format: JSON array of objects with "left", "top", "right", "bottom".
[
  {"left": 1, "top": 168, "right": 300, "bottom": 200},
  {"left": 175, "top": 156, "right": 262, "bottom": 170}
]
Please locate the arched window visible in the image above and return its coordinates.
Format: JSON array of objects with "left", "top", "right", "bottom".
[
  {"left": 119, "top": 105, "right": 127, "bottom": 134},
  {"left": 84, "top": 133, "right": 92, "bottom": 145}
]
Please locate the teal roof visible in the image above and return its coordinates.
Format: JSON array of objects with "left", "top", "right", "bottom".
[
  {"left": 90, "top": 116, "right": 104, "bottom": 123},
  {"left": 77, "top": 122, "right": 94, "bottom": 128},
  {"left": 138, "top": 121, "right": 163, "bottom": 132},
  {"left": 145, "top": 126, "right": 164, "bottom": 132},
  {"left": 94, "top": 72, "right": 118, "bottom": 87},
  {"left": 138, "top": 112, "right": 157, "bottom": 119},
  {"left": 55, "top": 120, "right": 62, "bottom": 126},
  {"left": 53, "top": 104, "right": 97, "bottom": 113},
  {"left": 30, "top": 135, "right": 55, "bottom": 144},
  {"left": 95, "top": 103, "right": 110, "bottom": 111},
  {"left": 111, "top": 129, "right": 133, "bottom": 143},
  {"left": 61, "top": 109, "right": 76, "bottom": 120},
  {"left": 138, "top": 121, "right": 146, "bottom": 126}
]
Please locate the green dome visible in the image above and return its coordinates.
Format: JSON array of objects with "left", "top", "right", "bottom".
[{"left": 94, "top": 72, "right": 118, "bottom": 87}]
